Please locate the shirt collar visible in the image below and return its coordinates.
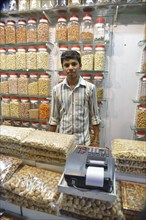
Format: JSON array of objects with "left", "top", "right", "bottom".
[{"left": 63, "top": 76, "right": 86, "bottom": 88}]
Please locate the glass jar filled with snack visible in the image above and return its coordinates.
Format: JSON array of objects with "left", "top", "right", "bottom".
[
  {"left": 37, "top": 17, "right": 49, "bottom": 42},
  {"left": 28, "top": 73, "right": 38, "bottom": 95},
  {"left": 81, "top": 14, "right": 93, "bottom": 41},
  {"left": 1, "top": 96, "right": 10, "bottom": 117},
  {"left": 38, "top": 73, "right": 51, "bottom": 96},
  {"left": 42, "top": 0, "right": 53, "bottom": 9},
  {"left": 29, "top": 97, "right": 39, "bottom": 119},
  {"left": 6, "top": 47, "right": 16, "bottom": 70},
  {"left": 16, "top": 19, "right": 27, "bottom": 43},
  {"left": 39, "top": 98, "right": 50, "bottom": 120},
  {"left": 10, "top": 96, "right": 20, "bottom": 118},
  {"left": 68, "top": 15, "right": 80, "bottom": 42},
  {"left": 139, "top": 76, "right": 146, "bottom": 102},
  {"left": 142, "top": 46, "right": 146, "bottom": 72},
  {"left": 37, "top": 45, "right": 49, "bottom": 70},
  {"left": 82, "top": 0, "right": 95, "bottom": 4},
  {"left": 27, "top": 18, "right": 37, "bottom": 43},
  {"left": 0, "top": 48, "right": 6, "bottom": 70},
  {"left": 135, "top": 131, "right": 146, "bottom": 142},
  {"left": 16, "top": 46, "right": 26, "bottom": 70},
  {"left": 71, "top": 45, "right": 81, "bottom": 53},
  {"left": 136, "top": 104, "right": 146, "bottom": 129},
  {"left": 57, "top": 45, "right": 68, "bottom": 70},
  {"left": 94, "top": 45, "right": 105, "bottom": 71},
  {"left": 0, "top": 73, "right": 9, "bottom": 94},
  {"left": 9, "top": 0, "right": 18, "bottom": 11},
  {"left": 82, "top": 74, "right": 91, "bottom": 83},
  {"left": 0, "top": 21, "right": 5, "bottom": 44},
  {"left": 54, "top": 0, "right": 67, "bottom": 7},
  {"left": 68, "top": 0, "right": 81, "bottom": 5},
  {"left": 22, "top": 120, "right": 30, "bottom": 127},
  {"left": 27, "top": 46, "right": 37, "bottom": 70},
  {"left": 31, "top": 121, "right": 39, "bottom": 129},
  {"left": 56, "top": 16, "right": 67, "bottom": 42},
  {"left": 81, "top": 44, "right": 93, "bottom": 70},
  {"left": 92, "top": 74, "right": 104, "bottom": 99},
  {"left": 18, "top": 73, "right": 28, "bottom": 95},
  {"left": 41, "top": 121, "right": 48, "bottom": 130},
  {"left": 30, "top": 0, "right": 41, "bottom": 10},
  {"left": 8, "top": 73, "right": 18, "bottom": 94},
  {"left": 18, "top": 0, "right": 30, "bottom": 11},
  {"left": 5, "top": 20, "right": 16, "bottom": 44},
  {"left": 20, "top": 97, "right": 30, "bottom": 119},
  {"left": 94, "top": 17, "right": 105, "bottom": 41}
]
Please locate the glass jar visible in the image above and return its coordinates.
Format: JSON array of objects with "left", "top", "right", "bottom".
[
  {"left": 136, "top": 104, "right": 146, "bottom": 129},
  {"left": 30, "top": 0, "right": 41, "bottom": 10},
  {"left": 27, "top": 18, "right": 37, "bottom": 43},
  {"left": 94, "top": 17, "right": 105, "bottom": 41},
  {"left": 82, "top": 74, "right": 91, "bottom": 83},
  {"left": 5, "top": 20, "right": 16, "bottom": 44},
  {"left": 16, "top": 47, "right": 26, "bottom": 70},
  {"left": 9, "top": 0, "right": 18, "bottom": 11},
  {"left": 16, "top": 19, "right": 27, "bottom": 43},
  {"left": 57, "top": 45, "right": 68, "bottom": 70},
  {"left": 68, "top": 15, "right": 80, "bottom": 42},
  {"left": 3, "top": 118, "right": 12, "bottom": 126},
  {"left": 6, "top": 48, "right": 16, "bottom": 70},
  {"left": 104, "top": 23, "right": 110, "bottom": 42},
  {"left": 29, "top": 98, "right": 39, "bottom": 119},
  {"left": 13, "top": 120, "right": 21, "bottom": 127},
  {"left": 92, "top": 74, "right": 104, "bottom": 99},
  {"left": 42, "top": 0, "right": 53, "bottom": 9},
  {"left": 41, "top": 121, "right": 48, "bottom": 130},
  {"left": 8, "top": 73, "right": 18, "bottom": 94},
  {"left": 0, "top": 73, "right": 9, "bottom": 94},
  {"left": 39, "top": 98, "right": 50, "bottom": 120},
  {"left": 20, "top": 97, "right": 30, "bottom": 119},
  {"left": 71, "top": 45, "right": 81, "bottom": 53},
  {"left": 54, "top": 0, "right": 67, "bottom": 7},
  {"left": 94, "top": 45, "right": 105, "bottom": 71},
  {"left": 37, "top": 17, "right": 49, "bottom": 42},
  {"left": 135, "top": 131, "right": 146, "bottom": 142},
  {"left": 82, "top": 0, "right": 95, "bottom": 4},
  {"left": 1, "top": 96, "right": 10, "bottom": 117},
  {"left": 38, "top": 73, "right": 51, "bottom": 96},
  {"left": 81, "top": 14, "right": 93, "bottom": 41},
  {"left": 142, "top": 46, "right": 146, "bottom": 72},
  {"left": 28, "top": 73, "right": 38, "bottom": 95},
  {"left": 81, "top": 44, "right": 93, "bottom": 70},
  {"left": 27, "top": 46, "right": 37, "bottom": 70},
  {"left": 18, "top": 0, "right": 30, "bottom": 11},
  {"left": 0, "top": 21, "right": 5, "bottom": 44},
  {"left": 139, "top": 76, "right": 146, "bottom": 102},
  {"left": 37, "top": 46, "right": 49, "bottom": 70},
  {"left": 22, "top": 120, "right": 30, "bottom": 127},
  {"left": 68, "top": 0, "right": 81, "bottom": 5},
  {"left": 18, "top": 73, "right": 28, "bottom": 95},
  {"left": 10, "top": 97, "right": 20, "bottom": 118},
  {"left": 31, "top": 121, "right": 39, "bottom": 129},
  {"left": 56, "top": 17, "right": 67, "bottom": 42},
  {"left": 0, "top": 48, "right": 6, "bottom": 70}
]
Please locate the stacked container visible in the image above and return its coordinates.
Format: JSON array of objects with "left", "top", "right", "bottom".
[
  {"left": 37, "top": 45, "right": 49, "bottom": 70},
  {"left": 56, "top": 17, "right": 67, "bottom": 42},
  {"left": 81, "top": 44, "right": 93, "bottom": 70},
  {"left": 94, "top": 45, "right": 105, "bottom": 71},
  {"left": 81, "top": 14, "right": 93, "bottom": 41},
  {"left": 68, "top": 15, "right": 80, "bottom": 41},
  {"left": 16, "top": 19, "right": 27, "bottom": 43},
  {"left": 27, "top": 18, "right": 37, "bottom": 43},
  {"left": 16, "top": 47, "right": 26, "bottom": 70},
  {"left": 18, "top": 73, "right": 28, "bottom": 95},
  {"left": 0, "top": 48, "right": 6, "bottom": 70},
  {"left": 6, "top": 48, "right": 16, "bottom": 70},
  {"left": 37, "top": 17, "right": 49, "bottom": 42},
  {"left": 27, "top": 46, "right": 37, "bottom": 70},
  {"left": 5, "top": 20, "right": 16, "bottom": 44},
  {"left": 0, "top": 21, "right": 5, "bottom": 44}
]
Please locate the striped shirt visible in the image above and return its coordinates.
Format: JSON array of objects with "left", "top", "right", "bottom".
[{"left": 49, "top": 76, "right": 101, "bottom": 145}]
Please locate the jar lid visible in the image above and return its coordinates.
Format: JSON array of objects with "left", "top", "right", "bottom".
[
  {"left": 142, "top": 76, "right": 146, "bottom": 81},
  {"left": 38, "top": 45, "right": 47, "bottom": 50},
  {"left": 21, "top": 97, "right": 29, "bottom": 101},
  {"left": 28, "top": 46, "right": 37, "bottom": 51},
  {"left": 83, "top": 44, "right": 92, "bottom": 49},
  {"left": 70, "top": 15, "right": 79, "bottom": 21},
  {"left": 59, "top": 45, "right": 68, "bottom": 49},
  {"left": 83, "top": 14, "right": 92, "bottom": 20},
  {"left": 71, "top": 45, "right": 80, "bottom": 50},
  {"left": 9, "top": 73, "right": 17, "bottom": 76},
  {"left": 40, "top": 98, "right": 47, "bottom": 101},
  {"left": 28, "top": 18, "right": 37, "bottom": 23},
  {"left": 2, "top": 96, "right": 10, "bottom": 99},
  {"left": 96, "top": 17, "right": 106, "bottom": 23},
  {"left": 0, "top": 73, "right": 8, "bottom": 76},
  {"left": 30, "top": 73, "right": 37, "bottom": 77},
  {"left": 20, "top": 73, "right": 27, "bottom": 77},
  {"left": 8, "top": 48, "right": 16, "bottom": 52},
  {"left": 95, "top": 45, "right": 105, "bottom": 50},
  {"left": 17, "top": 46, "right": 26, "bottom": 51},
  {"left": 30, "top": 97, "right": 38, "bottom": 100},
  {"left": 39, "top": 17, "right": 48, "bottom": 23},
  {"left": 0, "top": 48, "right": 6, "bottom": 52},
  {"left": 82, "top": 74, "right": 90, "bottom": 77},
  {"left": 0, "top": 21, "right": 5, "bottom": 26},
  {"left": 32, "top": 121, "right": 39, "bottom": 124},
  {"left": 41, "top": 121, "right": 47, "bottom": 125},
  {"left": 18, "top": 19, "right": 26, "bottom": 24},
  {"left": 60, "top": 73, "right": 66, "bottom": 77},
  {"left": 139, "top": 104, "right": 146, "bottom": 108},
  {"left": 58, "top": 16, "right": 67, "bottom": 22},
  {"left": 40, "top": 73, "right": 48, "bottom": 77},
  {"left": 94, "top": 73, "right": 103, "bottom": 78},
  {"left": 135, "top": 131, "right": 145, "bottom": 136},
  {"left": 7, "top": 20, "right": 15, "bottom": 24},
  {"left": 11, "top": 96, "right": 19, "bottom": 100}
]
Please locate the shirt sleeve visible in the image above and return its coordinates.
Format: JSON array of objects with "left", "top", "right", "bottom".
[
  {"left": 89, "top": 84, "right": 101, "bottom": 125},
  {"left": 49, "top": 86, "right": 60, "bottom": 125}
]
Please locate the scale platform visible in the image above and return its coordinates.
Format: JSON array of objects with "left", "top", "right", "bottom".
[{"left": 58, "top": 173, "right": 117, "bottom": 202}]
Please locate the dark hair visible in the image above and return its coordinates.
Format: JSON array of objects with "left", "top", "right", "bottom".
[{"left": 61, "top": 50, "right": 81, "bottom": 66}]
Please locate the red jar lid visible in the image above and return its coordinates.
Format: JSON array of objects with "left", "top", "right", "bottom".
[{"left": 96, "top": 17, "right": 105, "bottom": 23}]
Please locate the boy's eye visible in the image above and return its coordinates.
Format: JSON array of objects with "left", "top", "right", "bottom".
[{"left": 64, "top": 62, "right": 78, "bottom": 68}]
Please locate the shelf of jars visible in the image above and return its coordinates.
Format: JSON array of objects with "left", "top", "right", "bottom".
[
  {"left": 0, "top": 42, "right": 50, "bottom": 48},
  {"left": 0, "top": 94, "right": 51, "bottom": 99},
  {"left": 0, "top": 69, "right": 53, "bottom": 74},
  {"left": 56, "top": 40, "right": 110, "bottom": 46}
]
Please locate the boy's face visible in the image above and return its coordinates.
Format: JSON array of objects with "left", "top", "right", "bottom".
[{"left": 62, "top": 58, "right": 81, "bottom": 82}]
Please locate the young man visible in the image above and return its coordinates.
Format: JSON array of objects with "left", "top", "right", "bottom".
[{"left": 49, "top": 50, "right": 101, "bottom": 146}]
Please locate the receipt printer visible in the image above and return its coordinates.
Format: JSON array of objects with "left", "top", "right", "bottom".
[{"left": 64, "top": 146, "right": 115, "bottom": 192}]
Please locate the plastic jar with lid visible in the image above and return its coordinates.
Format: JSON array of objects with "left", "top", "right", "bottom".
[
  {"left": 139, "top": 76, "right": 146, "bottom": 101},
  {"left": 0, "top": 48, "right": 6, "bottom": 70},
  {"left": 18, "top": 0, "right": 30, "bottom": 11},
  {"left": 41, "top": 121, "right": 48, "bottom": 130},
  {"left": 54, "top": 0, "right": 67, "bottom": 7},
  {"left": 58, "top": 73, "right": 66, "bottom": 84},
  {"left": 26, "top": 18, "right": 37, "bottom": 43},
  {"left": 5, "top": 20, "right": 16, "bottom": 44},
  {"left": 20, "top": 97, "right": 30, "bottom": 119},
  {"left": 135, "top": 131, "right": 146, "bottom": 141},
  {"left": 94, "top": 45, "right": 105, "bottom": 71},
  {"left": 37, "top": 17, "right": 49, "bottom": 42},
  {"left": 22, "top": 120, "right": 30, "bottom": 127},
  {"left": 92, "top": 74, "right": 104, "bottom": 99},
  {"left": 94, "top": 17, "right": 105, "bottom": 41},
  {"left": 0, "top": 21, "right": 5, "bottom": 44},
  {"left": 68, "top": 15, "right": 80, "bottom": 42},
  {"left": 1, "top": 96, "right": 10, "bottom": 117},
  {"left": 136, "top": 104, "right": 146, "bottom": 129},
  {"left": 27, "top": 46, "right": 37, "bottom": 70},
  {"left": 56, "top": 17, "right": 67, "bottom": 42},
  {"left": 42, "top": 0, "right": 53, "bottom": 9},
  {"left": 71, "top": 45, "right": 81, "bottom": 54},
  {"left": 81, "top": 44, "right": 93, "bottom": 70},
  {"left": 0, "top": 73, "right": 9, "bottom": 94},
  {"left": 81, "top": 14, "right": 93, "bottom": 41},
  {"left": 68, "top": 0, "right": 81, "bottom": 5},
  {"left": 57, "top": 45, "right": 68, "bottom": 70},
  {"left": 18, "top": 73, "right": 28, "bottom": 95},
  {"left": 29, "top": 98, "right": 39, "bottom": 119},
  {"left": 16, "top": 47, "right": 26, "bottom": 70},
  {"left": 6, "top": 48, "right": 16, "bottom": 70},
  {"left": 39, "top": 98, "right": 50, "bottom": 120},
  {"left": 142, "top": 46, "right": 146, "bottom": 72},
  {"left": 38, "top": 73, "right": 51, "bottom": 96},
  {"left": 31, "top": 121, "right": 39, "bottom": 129},
  {"left": 82, "top": 74, "right": 91, "bottom": 83},
  {"left": 8, "top": 73, "right": 18, "bottom": 94},
  {"left": 10, "top": 97, "right": 20, "bottom": 118},
  {"left": 3, "top": 118, "right": 12, "bottom": 126},
  {"left": 13, "top": 120, "right": 21, "bottom": 127},
  {"left": 30, "top": 0, "right": 41, "bottom": 10},
  {"left": 9, "top": 0, "right": 18, "bottom": 11},
  {"left": 82, "top": 0, "right": 95, "bottom": 4},
  {"left": 16, "top": 19, "right": 27, "bottom": 43},
  {"left": 37, "top": 46, "right": 49, "bottom": 70},
  {"left": 28, "top": 73, "right": 38, "bottom": 95}
]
